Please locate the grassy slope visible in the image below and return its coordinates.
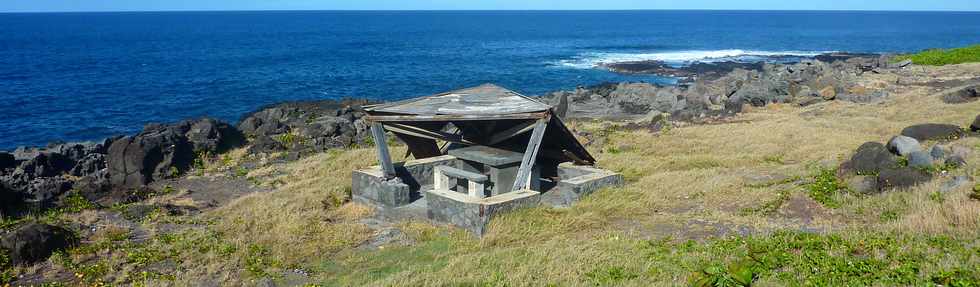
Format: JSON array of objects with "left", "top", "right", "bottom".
[
  {"left": 896, "top": 45, "right": 980, "bottom": 66},
  {"left": 10, "top": 64, "right": 980, "bottom": 286},
  {"left": 207, "top": 65, "right": 978, "bottom": 286}
]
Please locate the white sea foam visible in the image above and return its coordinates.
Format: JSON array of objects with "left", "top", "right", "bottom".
[{"left": 555, "top": 49, "right": 833, "bottom": 69}]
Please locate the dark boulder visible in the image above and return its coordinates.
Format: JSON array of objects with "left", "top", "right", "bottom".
[
  {"left": 246, "top": 136, "right": 286, "bottom": 154},
  {"left": 941, "top": 85, "right": 979, "bottom": 104},
  {"left": 0, "top": 152, "right": 75, "bottom": 206},
  {"left": 69, "top": 153, "right": 106, "bottom": 177},
  {"left": 848, "top": 142, "right": 899, "bottom": 175},
  {"left": 106, "top": 118, "right": 244, "bottom": 188},
  {"left": 0, "top": 152, "right": 15, "bottom": 170},
  {"left": 184, "top": 118, "right": 244, "bottom": 154},
  {"left": 24, "top": 177, "right": 72, "bottom": 204},
  {"left": 17, "top": 152, "right": 74, "bottom": 179},
  {"left": 238, "top": 100, "right": 371, "bottom": 155},
  {"left": 72, "top": 175, "right": 111, "bottom": 204},
  {"left": 0, "top": 186, "right": 21, "bottom": 216},
  {"left": 876, "top": 167, "right": 932, "bottom": 191},
  {"left": 900, "top": 124, "right": 965, "bottom": 141},
  {"left": 0, "top": 222, "right": 77, "bottom": 266},
  {"left": 971, "top": 115, "right": 980, "bottom": 132},
  {"left": 107, "top": 126, "right": 194, "bottom": 188},
  {"left": 845, "top": 175, "right": 879, "bottom": 195},
  {"left": 46, "top": 142, "right": 95, "bottom": 163}
]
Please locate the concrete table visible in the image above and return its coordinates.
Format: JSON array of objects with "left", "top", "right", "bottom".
[{"left": 448, "top": 145, "right": 540, "bottom": 196}]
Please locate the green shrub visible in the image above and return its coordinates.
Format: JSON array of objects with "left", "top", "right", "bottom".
[
  {"left": 931, "top": 269, "right": 980, "bottom": 287},
  {"left": 61, "top": 192, "right": 97, "bottom": 213},
  {"left": 689, "top": 259, "right": 758, "bottom": 287},
  {"left": 894, "top": 45, "right": 980, "bottom": 66},
  {"left": 1, "top": 248, "right": 13, "bottom": 285}
]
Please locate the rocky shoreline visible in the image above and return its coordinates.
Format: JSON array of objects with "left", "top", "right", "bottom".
[
  {"left": 0, "top": 53, "right": 963, "bottom": 220},
  {"left": 540, "top": 53, "right": 912, "bottom": 124},
  {"left": 1, "top": 49, "right": 980, "bottom": 284},
  {"left": 0, "top": 99, "right": 375, "bottom": 220}
]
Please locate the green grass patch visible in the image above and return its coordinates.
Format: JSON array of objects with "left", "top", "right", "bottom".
[
  {"left": 584, "top": 266, "right": 639, "bottom": 286},
  {"left": 807, "top": 168, "right": 843, "bottom": 208},
  {"left": 895, "top": 45, "right": 980, "bottom": 66},
  {"left": 316, "top": 236, "right": 455, "bottom": 285},
  {"left": 683, "top": 231, "right": 980, "bottom": 286}
]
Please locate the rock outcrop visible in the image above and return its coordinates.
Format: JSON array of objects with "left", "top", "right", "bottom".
[
  {"left": 900, "top": 124, "right": 966, "bottom": 141},
  {"left": 839, "top": 124, "right": 973, "bottom": 193},
  {"left": 941, "top": 84, "right": 979, "bottom": 104},
  {"left": 107, "top": 118, "right": 242, "bottom": 188},
  {"left": 238, "top": 99, "right": 372, "bottom": 155},
  {"left": 844, "top": 142, "right": 898, "bottom": 175},
  {"left": 541, "top": 56, "right": 893, "bottom": 121},
  {"left": 0, "top": 222, "right": 77, "bottom": 266}
]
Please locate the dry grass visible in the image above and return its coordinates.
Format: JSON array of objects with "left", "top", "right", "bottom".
[{"left": 110, "top": 64, "right": 980, "bottom": 286}]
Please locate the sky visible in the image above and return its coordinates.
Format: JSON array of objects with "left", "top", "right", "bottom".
[{"left": 2, "top": 0, "right": 979, "bottom": 12}]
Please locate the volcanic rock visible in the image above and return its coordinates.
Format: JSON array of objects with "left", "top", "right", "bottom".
[
  {"left": 0, "top": 222, "right": 77, "bottom": 266},
  {"left": 900, "top": 124, "right": 965, "bottom": 141}
]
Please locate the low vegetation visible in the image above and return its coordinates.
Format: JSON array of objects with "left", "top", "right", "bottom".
[
  {"left": 896, "top": 44, "right": 980, "bottom": 66},
  {"left": 3, "top": 57, "right": 980, "bottom": 286}
]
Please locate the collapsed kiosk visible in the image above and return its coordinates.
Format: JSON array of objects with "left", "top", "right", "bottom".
[{"left": 352, "top": 84, "right": 623, "bottom": 235}]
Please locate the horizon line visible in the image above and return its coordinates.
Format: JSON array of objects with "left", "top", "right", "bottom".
[{"left": 3, "top": 8, "right": 980, "bottom": 14}]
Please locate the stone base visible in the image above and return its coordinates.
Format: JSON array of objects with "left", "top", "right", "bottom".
[
  {"left": 352, "top": 155, "right": 455, "bottom": 207},
  {"left": 425, "top": 189, "right": 540, "bottom": 236},
  {"left": 352, "top": 170, "right": 411, "bottom": 207},
  {"left": 540, "top": 165, "right": 625, "bottom": 207},
  {"left": 353, "top": 156, "right": 624, "bottom": 236}
]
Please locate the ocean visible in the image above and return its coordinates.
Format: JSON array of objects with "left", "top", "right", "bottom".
[{"left": 2, "top": 10, "right": 979, "bottom": 149}]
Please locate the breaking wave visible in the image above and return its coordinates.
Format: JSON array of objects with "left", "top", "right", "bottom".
[{"left": 554, "top": 49, "right": 833, "bottom": 69}]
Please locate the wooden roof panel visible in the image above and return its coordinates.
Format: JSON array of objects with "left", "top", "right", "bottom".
[{"left": 367, "top": 84, "right": 551, "bottom": 116}]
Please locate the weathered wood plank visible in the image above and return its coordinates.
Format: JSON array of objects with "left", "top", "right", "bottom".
[
  {"left": 383, "top": 122, "right": 474, "bottom": 145},
  {"left": 370, "top": 122, "right": 396, "bottom": 179},
  {"left": 364, "top": 111, "right": 547, "bottom": 122},
  {"left": 486, "top": 120, "right": 536, "bottom": 145},
  {"left": 510, "top": 116, "right": 549, "bottom": 192},
  {"left": 368, "top": 84, "right": 552, "bottom": 116}
]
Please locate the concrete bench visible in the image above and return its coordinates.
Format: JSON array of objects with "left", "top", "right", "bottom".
[{"left": 434, "top": 165, "right": 488, "bottom": 199}]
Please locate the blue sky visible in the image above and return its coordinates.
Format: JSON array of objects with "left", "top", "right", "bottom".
[{"left": 2, "top": 0, "right": 979, "bottom": 12}]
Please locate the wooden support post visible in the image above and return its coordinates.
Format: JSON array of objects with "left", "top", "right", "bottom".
[
  {"left": 370, "top": 122, "right": 397, "bottom": 179},
  {"left": 510, "top": 117, "right": 549, "bottom": 192}
]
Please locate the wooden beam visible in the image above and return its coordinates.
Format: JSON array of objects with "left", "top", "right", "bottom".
[
  {"left": 382, "top": 123, "right": 475, "bottom": 145},
  {"left": 486, "top": 120, "right": 536, "bottom": 145},
  {"left": 370, "top": 122, "right": 396, "bottom": 179},
  {"left": 510, "top": 116, "right": 549, "bottom": 192}
]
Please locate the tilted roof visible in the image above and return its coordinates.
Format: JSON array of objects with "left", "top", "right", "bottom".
[
  {"left": 363, "top": 84, "right": 595, "bottom": 165},
  {"left": 366, "top": 84, "right": 552, "bottom": 116}
]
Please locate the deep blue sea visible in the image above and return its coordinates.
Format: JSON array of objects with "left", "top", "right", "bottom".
[{"left": 2, "top": 10, "right": 980, "bottom": 149}]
